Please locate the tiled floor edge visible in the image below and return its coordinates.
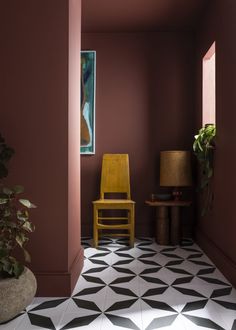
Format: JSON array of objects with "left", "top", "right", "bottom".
[{"left": 196, "top": 228, "right": 236, "bottom": 288}]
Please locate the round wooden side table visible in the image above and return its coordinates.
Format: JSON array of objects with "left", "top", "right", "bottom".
[{"left": 145, "top": 200, "right": 192, "bottom": 245}]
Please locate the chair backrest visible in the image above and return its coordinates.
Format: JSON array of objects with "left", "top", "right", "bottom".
[{"left": 100, "top": 154, "right": 131, "bottom": 199}]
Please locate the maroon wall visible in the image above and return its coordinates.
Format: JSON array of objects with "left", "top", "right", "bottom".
[
  {"left": 195, "top": 0, "right": 236, "bottom": 287},
  {"left": 68, "top": 0, "right": 84, "bottom": 291},
  {"left": 1, "top": 0, "right": 83, "bottom": 296},
  {"left": 81, "top": 32, "right": 196, "bottom": 237}
]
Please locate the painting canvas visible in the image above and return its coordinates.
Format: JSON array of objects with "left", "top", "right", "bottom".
[{"left": 81, "top": 51, "right": 96, "bottom": 154}]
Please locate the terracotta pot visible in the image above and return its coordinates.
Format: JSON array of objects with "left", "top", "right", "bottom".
[{"left": 0, "top": 267, "right": 37, "bottom": 323}]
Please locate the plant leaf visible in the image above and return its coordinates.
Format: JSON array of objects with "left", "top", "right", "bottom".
[
  {"left": 207, "top": 168, "right": 213, "bottom": 178},
  {"left": 0, "top": 248, "right": 8, "bottom": 259},
  {"left": 13, "top": 185, "right": 24, "bottom": 194},
  {"left": 2, "top": 260, "right": 13, "bottom": 274},
  {"left": 2, "top": 187, "right": 13, "bottom": 195},
  {"left": 22, "top": 221, "right": 35, "bottom": 232},
  {"left": 3, "top": 208, "right": 11, "bottom": 217},
  {"left": 0, "top": 198, "right": 8, "bottom": 204},
  {"left": 23, "top": 249, "right": 31, "bottom": 263},
  {"left": 197, "top": 140, "right": 203, "bottom": 151},
  {"left": 5, "top": 221, "right": 17, "bottom": 228},
  {"left": 13, "top": 261, "right": 24, "bottom": 278},
  {"left": 200, "top": 179, "right": 209, "bottom": 189},
  {"left": 17, "top": 210, "right": 29, "bottom": 221},
  {"left": 16, "top": 233, "right": 28, "bottom": 248},
  {"left": 19, "top": 199, "right": 37, "bottom": 208}
]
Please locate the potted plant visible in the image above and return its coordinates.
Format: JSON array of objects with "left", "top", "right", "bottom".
[
  {"left": 193, "top": 124, "right": 216, "bottom": 215},
  {"left": 0, "top": 134, "right": 37, "bottom": 323}
]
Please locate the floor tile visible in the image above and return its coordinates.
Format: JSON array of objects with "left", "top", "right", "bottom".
[
  {"left": 17, "top": 313, "right": 57, "bottom": 330},
  {"left": 173, "top": 276, "right": 231, "bottom": 300},
  {"left": 174, "top": 259, "right": 214, "bottom": 276},
  {"left": 69, "top": 284, "right": 108, "bottom": 313},
  {"left": 2, "top": 237, "right": 236, "bottom": 330},
  {"left": 199, "top": 267, "right": 232, "bottom": 285},
  {"left": 0, "top": 314, "right": 26, "bottom": 330},
  {"left": 105, "top": 284, "right": 140, "bottom": 313},
  {"left": 24, "top": 297, "right": 70, "bottom": 330},
  {"left": 102, "top": 299, "right": 143, "bottom": 330},
  {"left": 211, "top": 287, "right": 236, "bottom": 330},
  {"left": 72, "top": 268, "right": 108, "bottom": 296},
  {"left": 111, "top": 259, "right": 142, "bottom": 276},
  {"left": 84, "top": 248, "right": 113, "bottom": 266},
  {"left": 81, "top": 265, "right": 113, "bottom": 286},
  {"left": 59, "top": 312, "right": 103, "bottom": 330},
  {"left": 139, "top": 265, "right": 189, "bottom": 287},
  {"left": 181, "top": 299, "right": 229, "bottom": 330},
  {"left": 108, "top": 274, "right": 140, "bottom": 299},
  {"left": 140, "top": 295, "right": 187, "bottom": 330},
  {"left": 140, "top": 286, "right": 183, "bottom": 313}
]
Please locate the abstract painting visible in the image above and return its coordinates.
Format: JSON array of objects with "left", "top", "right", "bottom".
[{"left": 81, "top": 51, "right": 96, "bottom": 154}]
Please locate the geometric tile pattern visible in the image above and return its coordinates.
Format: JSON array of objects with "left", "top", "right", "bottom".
[{"left": 1, "top": 237, "right": 236, "bottom": 330}]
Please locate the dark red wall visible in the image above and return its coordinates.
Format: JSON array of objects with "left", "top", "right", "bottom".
[
  {"left": 195, "top": 0, "right": 236, "bottom": 287},
  {"left": 1, "top": 0, "right": 83, "bottom": 296},
  {"left": 68, "top": 0, "right": 83, "bottom": 294},
  {"left": 81, "top": 32, "right": 196, "bottom": 237}
]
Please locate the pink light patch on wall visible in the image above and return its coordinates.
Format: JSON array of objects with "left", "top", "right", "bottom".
[{"left": 202, "top": 42, "right": 216, "bottom": 126}]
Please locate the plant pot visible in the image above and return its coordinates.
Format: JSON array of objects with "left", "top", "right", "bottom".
[{"left": 0, "top": 267, "right": 37, "bottom": 323}]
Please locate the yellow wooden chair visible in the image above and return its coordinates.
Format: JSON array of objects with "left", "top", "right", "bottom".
[{"left": 93, "top": 154, "right": 135, "bottom": 248}]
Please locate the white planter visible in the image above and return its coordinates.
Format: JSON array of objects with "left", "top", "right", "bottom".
[{"left": 0, "top": 267, "right": 37, "bottom": 323}]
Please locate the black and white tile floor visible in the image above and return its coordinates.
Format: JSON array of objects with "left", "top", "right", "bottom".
[{"left": 1, "top": 237, "right": 236, "bottom": 330}]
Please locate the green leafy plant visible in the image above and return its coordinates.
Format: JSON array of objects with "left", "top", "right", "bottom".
[
  {"left": 0, "top": 185, "right": 36, "bottom": 278},
  {"left": 193, "top": 124, "right": 216, "bottom": 215},
  {"left": 0, "top": 133, "right": 36, "bottom": 278},
  {"left": 0, "top": 134, "right": 14, "bottom": 179}
]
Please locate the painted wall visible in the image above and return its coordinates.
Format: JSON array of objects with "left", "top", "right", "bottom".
[
  {"left": 203, "top": 49, "right": 216, "bottom": 126},
  {"left": 68, "top": 0, "right": 84, "bottom": 294},
  {"left": 1, "top": 0, "right": 83, "bottom": 296},
  {"left": 195, "top": 0, "right": 236, "bottom": 286},
  {"left": 81, "top": 32, "right": 196, "bottom": 237}
]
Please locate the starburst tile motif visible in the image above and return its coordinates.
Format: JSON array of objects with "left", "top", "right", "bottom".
[
  {"left": 60, "top": 314, "right": 102, "bottom": 330},
  {"left": 1, "top": 237, "right": 236, "bottom": 330},
  {"left": 29, "top": 298, "right": 68, "bottom": 311}
]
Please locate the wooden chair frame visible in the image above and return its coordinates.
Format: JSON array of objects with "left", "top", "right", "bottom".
[{"left": 93, "top": 154, "right": 135, "bottom": 247}]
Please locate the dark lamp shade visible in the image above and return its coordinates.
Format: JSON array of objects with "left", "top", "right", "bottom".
[{"left": 160, "top": 151, "right": 192, "bottom": 187}]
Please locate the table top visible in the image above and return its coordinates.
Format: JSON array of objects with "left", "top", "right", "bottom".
[{"left": 145, "top": 200, "right": 192, "bottom": 207}]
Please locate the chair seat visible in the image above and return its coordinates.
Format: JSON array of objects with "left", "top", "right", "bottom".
[{"left": 93, "top": 199, "right": 135, "bottom": 205}]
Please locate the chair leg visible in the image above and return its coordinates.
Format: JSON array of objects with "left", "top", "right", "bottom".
[
  {"left": 93, "top": 206, "right": 98, "bottom": 248},
  {"left": 98, "top": 210, "right": 102, "bottom": 238},
  {"left": 129, "top": 206, "right": 135, "bottom": 247}
]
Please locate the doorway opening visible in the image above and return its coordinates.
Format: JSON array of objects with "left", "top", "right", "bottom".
[{"left": 202, "top": 42, "right": 216, "bottom": 126}]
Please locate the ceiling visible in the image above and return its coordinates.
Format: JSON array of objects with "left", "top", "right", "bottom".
[{"left": 81, "top": 0, "right": 209, "bottom": 33}]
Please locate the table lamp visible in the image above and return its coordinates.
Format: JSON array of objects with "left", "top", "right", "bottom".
[{"left": 160, "top": 150, "right": 192, "bottom": 200}]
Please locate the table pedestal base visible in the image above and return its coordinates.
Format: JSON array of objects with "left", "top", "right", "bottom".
[
  {"left": 156, "top": 206, "right": 169, "bottom": 245},
  {"left": 170, "top": 206, "right": 180, "bottom": 245},
  {"left": 146, "top": 200, "right": 191, "bottom": 246}
]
